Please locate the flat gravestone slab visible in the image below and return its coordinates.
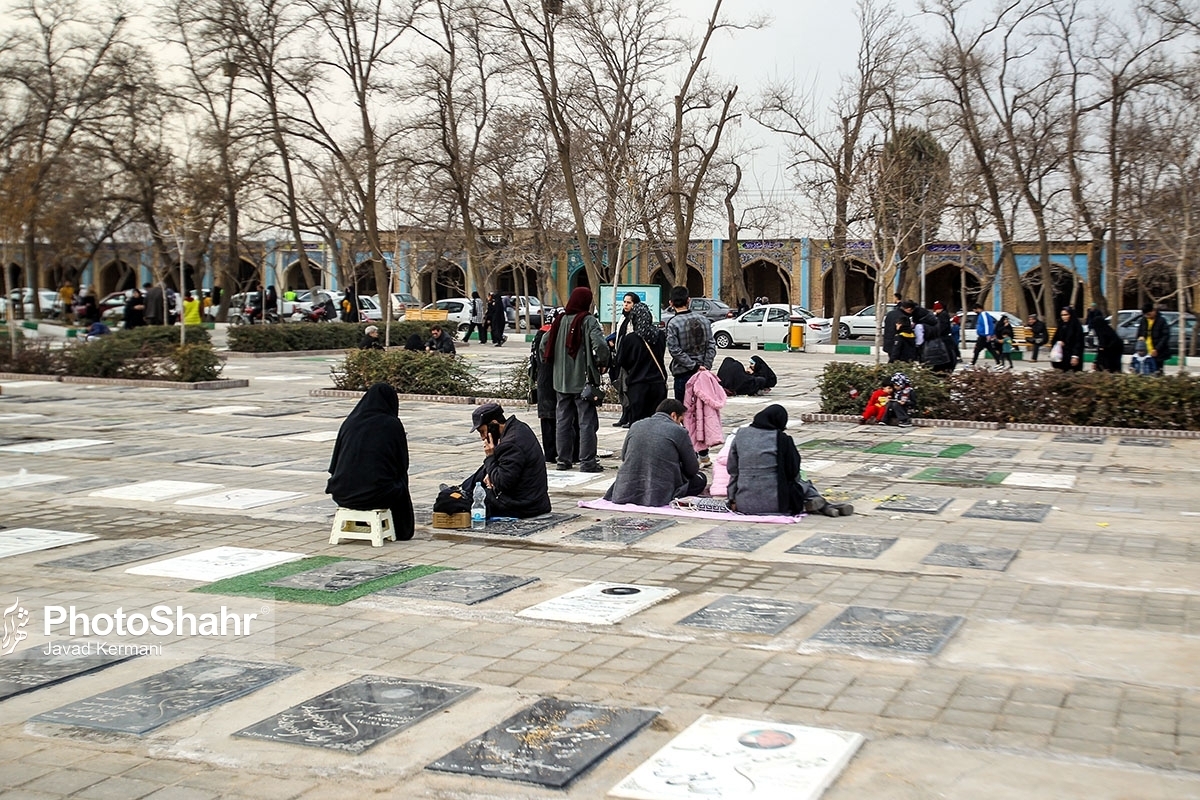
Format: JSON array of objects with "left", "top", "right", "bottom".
[
  {"left": 787, "top": 534, "right": 897, "bottom": 560},
  {"left": 0, "top": 438, "right": 111, "bottom": 453},
  {"left": 233, "top": 408, "right": 303, "bottom": 418},
  {"left": 798, "top": 439, "right": 874, "bottom": 451},
  {"left": 921, "top": 543, "right": 1018, "bottom": 571},
  {"left": 808, "top": 606, "right": 964, "bottom": 656},
  {"left": 280, "top": 501, "right": 338, "bottom": 518},
  {"left": 1118, "top": 437, "right": 1171, "bottom": 448},
  {"left": 187, "top": 405, "right": 261, "bottom": 415},
  {"left": 226, "top": 429, "right": 306, "bottom": 440},
  {"left": 475, "top": 513, "right": 578, "bottom": 538},
  {"left": 518, "top": 582, "right": 678, "bottom": 625},
  {"left": 875, "top": 495, "right": 953, "bottom": 514},
  {"left": 0, "top": 471, "right": 68, "bottom": 490},
  {"left": 546, "top": 471, "right": 599, "bottom": 488},
  {"left": 1037, "top": 450, "right": 1093, "bottom": 463},
  {"left": 91, "top": 480, "right": 222, "bottom": 502},
  {"left": 126, "top": 546, "right": 306, "bottom": 582},
  {"left": 850, "top": 463, "right": 914, "bottom": 479},
  {"left": 73, "top": 444, "right": 162, "bottom": 460},
  {"left": 0, "top": 528, "right": 98, "bottom": 559},
  {"left": 32, "top": 656, "right": 299, "bottom": 734},
  {"left": 962, "top": 499, "right": 1051, "bottom": 523},
  {"left": 38, "top": 540, "right": 191, "bottom": 571},
  {"left": 175, "top": 489, "right": 307, "bottom": 510},
  {"left": 236, "top": 675, "right": 476, "bottom": 753},
  {"left": 193, "top": 453, "right": 294, "bottom": 467},
  {"left": 419, "top": 435, "right": 479, "bottom": 447},
  {"left": 267, "top": 560, "right": 414, "bottom": 591},
  {"left": 1052, "top": 433, "right": 1106, "bottom": 445},
  {"left": 0, "top": 644, "right": 137, "bottom": 701},
  {"left": 865, "top": 442, "right": 972, "bottom": 458},
  {"left": 48, "top": 476, "right": 130, "bottom": 494},
  {"left": 610, "top": 714, "right": 864, "bottom": 800},
  {"left": 427, "top": 697, "right": 657, "bottom": 788},
  {"left": 912, "top": 467, "right": 1007, "bottom": 484},
  {"left": 1000, "top": 472, "right": 1076, "bottom": 489},
  {"left": 140, "top": 450, "right": 228, "bottom": 464},
  {"left": 959, "top": 447, "right": 1020, "bottom": 459},
  {"left": 565, "top": 517, "right": 675, "bottom": 545},
  {"left": 677, "top": 595, "right": 814, "bottom": 635},
  {"left": 175, "top": 424, "right": 252, "bottom": 435},
  {"left": 677, "top": 526, "right": 784, "bottom": 552},
  {"left": 995, "top": 431, "right": 1041, "bottom": 440},
  {"left": 272, "top": 459, "right": 330, "bottom": 473},
  {"left": 291, "top": 431, "right": 338, "bottom": 442},
  {"left": 376, "top": 571, "right": 537, "bottom": 605},
  {"left": 0, "top": 436, "right": 50, "bottom": 448}
]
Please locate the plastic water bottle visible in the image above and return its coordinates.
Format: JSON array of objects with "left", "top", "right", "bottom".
[{"left": 471, "top": 484, "right": 487, "bottom": 530}]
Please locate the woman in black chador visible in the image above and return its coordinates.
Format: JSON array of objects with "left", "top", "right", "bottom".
[{"left": 325, "top": 383, "right": 414, "bottom": 540}]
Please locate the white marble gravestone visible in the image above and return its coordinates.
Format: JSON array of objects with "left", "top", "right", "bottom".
[
  {"left": 1001, "top": 472, "right": 1076, "bottom": 489},
  {"left": 91, "top": 480, "right": 223, "bottom": 502},
  {"left": 187, "top": 405, "right": 262, "bottom": 415},
  {"left": 0, "top": 413, "right": 46, "bottom": 421},
  {"left": 610, "top": 714, "right": 864, "bottom": 800},
  {"left": 291, "top": 430, "right": 339, "bottom": 442},
  {"left": 0, "top": 471, "right": 68, "bottom": 489},
  {"left": 799, "top": 459, "right": 836, "bottom": 473},
  {"left": 175, "top": 489, "right": 306, "bottom": 510},
  {"left": 0, "top": 438, "right": 111, "bottom": 453},
  {"left": 545, "top": 472, "right": 600, "bottom": 488},
  {"left": 0, "top": 528, "right": 98, "bottom": 559},
  {"left": 125, "top": 546, "right": 306, "bottom": 582},
  {"left": 517, "top": 582, "right": 677, "bottom": 625}
]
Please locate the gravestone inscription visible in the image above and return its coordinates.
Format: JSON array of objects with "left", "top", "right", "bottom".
[
  {"left": 677, "top": 595, "right": 814, "bottom": 635},
  {"left": 0, "top": 643, "right": 137, "bottom": 701},
  {"left": 808, "top": 606, "right": 964, "bottom": 656}
]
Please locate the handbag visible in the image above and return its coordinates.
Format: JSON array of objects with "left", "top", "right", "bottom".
[
  {"left": 580, "top": 338, "right": 605, "bottom": 403},
  {"left": 1049, "top": 341, "right": 1064, "bottom": 363},
  {"left": 922, "top": 337, "right": 951, "bottom": 366}
]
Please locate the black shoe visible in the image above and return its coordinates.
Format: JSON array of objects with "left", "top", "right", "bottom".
[
  {"left": 556, "top": 461, "right": 572, "bottom": 471},
  {"left": 580, "top": 461, "right": 604, "bottom": 473},
  {"left": 835, "top": 503, "right": 854, "bottom": 516},
  {"left": 820, "top": 504, "right": 842, "bottom": 518}
]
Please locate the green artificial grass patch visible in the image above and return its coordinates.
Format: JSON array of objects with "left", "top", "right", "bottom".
[
  {"left": 911, "top": 467, "right": 1009, "bottom": 485},
  {"left": 192, "top": 556, "right": 454, "bottom": 606}
]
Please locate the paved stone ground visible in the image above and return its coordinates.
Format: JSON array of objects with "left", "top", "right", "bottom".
[{"left": 2, "top": 343, "right": 1199, "bottom": 799}]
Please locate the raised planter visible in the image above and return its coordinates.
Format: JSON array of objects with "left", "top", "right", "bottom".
[{"left": 0, "top": 372, "right": 248, "bottom": 390}]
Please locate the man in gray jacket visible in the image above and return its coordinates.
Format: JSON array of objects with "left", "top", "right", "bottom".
[
  {"left": 604, "top": 399, "right": 707, "bottom": 506},
  {"left": 665, "top": 286, "right": 716, "bottom": 402}
]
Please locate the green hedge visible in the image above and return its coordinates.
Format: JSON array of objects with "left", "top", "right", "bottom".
[
  {"left": 820, "top": 362, "right": 1200, "bottom": 430},
  {"left": 332, "top": 349, "right": 479, "bottom": 395},
  {"left": 228, "top": 321, "right": 437, "bottom": 352},
  {"left": 0, "top": 327, "right": 222, "bottom": 382}
]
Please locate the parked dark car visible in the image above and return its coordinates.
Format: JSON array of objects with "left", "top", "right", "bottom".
[
  {"left": 660, "top": 297, "right": 734, "bottom": 325},
  {"left": 1115, "top": 311, "right": 1198, "bottom": 356}
]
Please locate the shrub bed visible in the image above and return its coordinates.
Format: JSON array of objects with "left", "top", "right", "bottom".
[
  {"left": 0, "top": 327, "right": 223, "bottom": 383},
  {"left": 228, "top": 321, "right": 436, "bottom": 352},
  {"left": 820, "top": 362, "right": 1200, "bottom": 430},
  {"left": 332, "top": 349, "right": 478, "bottom": 396}
]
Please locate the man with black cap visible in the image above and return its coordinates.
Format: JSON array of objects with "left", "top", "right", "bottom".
[{"left": 461, "top": 402, "right": 551, "bottom": 518}]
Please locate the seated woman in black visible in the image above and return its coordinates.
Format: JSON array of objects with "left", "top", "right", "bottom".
[{"left": 325, "top": 383, "right": 414, "bottom": 540}]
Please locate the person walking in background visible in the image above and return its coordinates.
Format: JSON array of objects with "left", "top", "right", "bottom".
[
  {"left": 615, "top": 297, "right": 667, "bottom": 425},
  {"left": 970, "top": 303, "right": 1000, "bottom": 366},
  {"left": 994, "top": 314, "right": 1016, "bottom": 369},
  {"left": 1136, "top": 303, "right": 1173, "bottom": 374},
  {"left": 182, "top": 292, "right": 202, "bottom": 326},
  {"left": 340, "top": 287, "right": 359, "bottom": 322},
  {"left": 1087, "top": 308, "right": 1123, "bottom": 372},
  {"left": 1050, "top": 306, "right": 1085, "bottom": 372},
  {"left": 143, "top": 282, "right": 164, "bottom": 326},
  {"left": 123, "top": 288, "right": 145, "bottom": 330},
  {"left": 488, "top": 292, "right": 507, "bottom": 346},
  {"left": 464, "top": 291, "right": 484, "bottom": 343},
  {"left": 58, "top": 282, "right": 75, "bottom": 324},
  {"left": 1027, "top": 313, "right": 1048, "bottom": 362}
]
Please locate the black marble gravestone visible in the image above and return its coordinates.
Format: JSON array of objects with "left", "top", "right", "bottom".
[
  {"left": 475, "top": 513, "right": 579, "bottom": 538},
  {"left": 913, "top": 466, "right": 1006, "bottom": 484},
  {"left": 960, "top": 447, "right": 1020, "bottom": 459},
  {"left": 1052, "top": 433, "right": 1106, "bottom": 445},
  {"left": 677, "top": 595, "right": 814, "bottom": 635},
  {"left": 565, "top": 517, "right": 674, "bottom": 545},
  {"left": 850, "top": 463, "right": 915, "bottom": 479},
  {"left": 266, "top": 560, "right": 414, "bottom": 591},
  {"left": 809, "top": 606, "right": 964, "bottom": 655},
  {"left": 875, "top": 495, "right": 953, "bottom": 514},
  {"left": 235, "top": 675, "right": 476, "bottom": 753},
  {"left": 962, "top": 499, "right": 1051, "bottom": 523},
  {"left": 0, "top": 644, "right": 136, "bottom": 701},
  {"left": 1118, "top": 437, "right": 1170, "bottom": 447},
  {"left": 426, "top": 697, "right": 657, "bottom": 788},
  {"left": 1038, "top": 450, "right": 1093, "bottom": 462},
  {"left": 921, "top": 543, "right": 1018, "bottom": 571},
  {"left": 677, "top": 526, "right": 784, "bottom": 552},
  {"left": 995, "top": 431, "right": 1041, "bottom": 439},
  {"left": 787, "top": 534, "right": 897, "bottom": 559},
  {"left": 38, "top": 540, "right": 190, "bottom": 571},
  {"left": 376, "top": 571, "right": 536, "bottom": 605},
  {"left": 32, "top": 657, "right": 300, "bottom": 734}
]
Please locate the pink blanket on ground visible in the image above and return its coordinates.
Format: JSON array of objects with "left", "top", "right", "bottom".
[{"left": 578, "top": 498, "right": 803, "bottom": 524}]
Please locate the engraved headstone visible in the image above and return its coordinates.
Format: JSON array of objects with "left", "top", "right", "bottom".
[
  {"left": 126, "top": 546, "right": 306, "bottom": 582},
  {"left": 1118, "top": 437, "right": 1170, "bottom": 447},
  {"left": 236, "top": 675, "right": 476, "bottom": 753},
  {"left": 427, "top": 697, "right": 657, "bottom": 788},
  {"left": 787, "top": 534, "right": 897, "bottom": 559},
  {"left": 32, "top": 657, "right": 299, "bottom": 734},
  {"left": 517, "top": 582, "right": 678, "bottom": 625},
  {"left": 0, "top": 643, "right": 137, "bottom": 700},
  {"left": 1052, "top": 433, "right": 1106, "bottom": 445},
  {"left": 921, "top": 543, "right": 1018, "bottom": 571},
  {"left": 962, "top": 499, "right": 1051, "bottom": 523},
  {"left": 677, "top": 526, "right": 784, "bottom": 552},
  {"left": 1038, "top": 450, "right": 1093, "bottom": 462},
  {"left": 850, "top": 463, "right": 914, "bottom": 478},
  {"left": 960, "top": 447, "right": 1020, "bottom": 459},
  {"left": 677, "top": 595, "right": 814, "bottom": 635},
  {"left": 0, "top": 528, "right": 97, "bottom": 559},
  {"left": 875, "top": 495, "right": 953, "bottom": 514},
  {"left": 375, "top": 571, "right": 536, "bottom": 605},
  {"left": 866, "top": 442, "right": 963, "bottom": 458},
  {"left": 912, "top": 466, "right": 1007, "bottom": 484},
  {"left": 798, "top": 439, "right": 874, "bottom": 451},
  {"left": 175, "top": 489, "right": 307, "bottom": 510},
  {"left": 473, "top": 513, "right": 578, "bottom": 538},
  {"left": 565, "top": 517, "right": 674, "bottom": 545},
  {"left": 91, "top": 480, "right": 223, "bottom": 502},
  {"left": 266, "top": 560, "right": 414, "bottom": 591},
  {"left": 38, "top": 540, "right": 190, "bottom": 571},
  {"left": 610, "top": 714, "right": 864, "bottom": 800},
  {"left": 808, "top": 606, "right": 964, "bottom": 655},
  {"left": 1000, "top": 472, "right": 1076, "bottom": 489}
]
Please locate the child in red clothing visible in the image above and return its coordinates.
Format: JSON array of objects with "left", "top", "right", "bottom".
[{"left": 860, "top": 385, "right": 891, "bottom": 424}]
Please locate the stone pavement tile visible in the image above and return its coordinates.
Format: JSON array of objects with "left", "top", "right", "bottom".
[
  {"left": 1, "top": 761, "right": 59, "bottom": 788},
  {"left": 75, "top": 776, "right": 161, "bottom": 800},
  {"left": 0, "top": 791, "right": 61, "bottom": 800},
  {"left": 23, "top": 746, "right": 97, "bottom": 767},
  {"left": 74, "top": 751, "right": 147, "bottom": 776},
  {"left": 142, "top": 787, "right": 221, "bottom": 800},
  {"left": 177, "top": 772, "right": 314, "bottom": 799},
  {"left": 20, "top": 770, "right": 106, "bottom": 796}
]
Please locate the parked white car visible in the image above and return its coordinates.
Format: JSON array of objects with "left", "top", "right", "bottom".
[
  {"left": 711, "top": 304, "right": 813, "bottom": 349},
  {"left": 0, "top": 288, "right": 60, "bottom": 318},
  {"left": 805, "top": 304, "right": 897, "bottom": 344}
]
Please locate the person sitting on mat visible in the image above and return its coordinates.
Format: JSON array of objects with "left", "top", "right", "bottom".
[{"left": 604, "top": 398, "right": 707, "bottom": 506}]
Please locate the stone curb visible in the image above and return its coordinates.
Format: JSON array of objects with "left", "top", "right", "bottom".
[
  {"left": 309, "top": 388, "right": 622, "bottom": 412},
  {"left": 0, "top": 372, "right": 248, "bottom": 390},
  {"left": 799, "top": 412, "right": 1200, "bottom": 438}
]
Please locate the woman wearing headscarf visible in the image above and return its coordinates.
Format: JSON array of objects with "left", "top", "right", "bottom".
[
  {"left": 615, "top": 295, "right": 667, "bottom": 425},
  {"left": 1050, "top": 306, "right": 1085, "bottom": 372},
  {"left": 1087, "top": 307, "right": 1123, "bottom": 372},
  {"left": 544, "top": 286, "right": 609, "bottom": 472},
  {"left": 325, "top": 383, "right": 415, "bottom": 541},
  {"left": 726, "top": 404, "right": 852, "bottom": 517}
]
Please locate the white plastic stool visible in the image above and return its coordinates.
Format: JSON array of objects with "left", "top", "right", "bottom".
[{"left": 329, "top": 508, "right": 396, "bottom": 547}]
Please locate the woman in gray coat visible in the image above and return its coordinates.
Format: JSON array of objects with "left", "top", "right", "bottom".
[{"left": 727, "top": 405, "right": 852, "bottom": 517}]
